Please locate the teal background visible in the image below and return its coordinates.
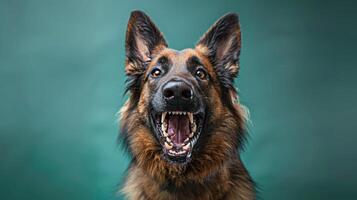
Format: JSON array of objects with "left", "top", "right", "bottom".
[{"left": 1, "top": 0, "right": 356, "bottom": 199}]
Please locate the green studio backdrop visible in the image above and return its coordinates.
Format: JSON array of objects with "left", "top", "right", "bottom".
[{"left": 1, "top": 0, "right": 356, "bottom": 199}]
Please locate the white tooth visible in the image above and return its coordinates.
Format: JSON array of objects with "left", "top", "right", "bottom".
[
  {"left": 184, "top": 138, "right": 189, "bottom": 143},
  {"left": 188, "top": 113, "right": 193, "bottom": 123},
  {"left": 187, "top": 151, "right": 192, "bottom": 158},
  {"left": 163, "top": 131, "right": 168, "bottom": 137},
  {"left": 161, "top": 112, "right": 167, "bottom": 123},
  {"left": 161, "top": 123, "right": 167, "bottom": 132},
  {"left": 165, "top": 142, "right": 173, "bottom": 150},
  {"left": 183, "top": 112, "right": 186, "bottom": 115},
  {"left": 189, "top": 132, "right": 194, "bottom": 138},
  {"left": 183, "top": 143, "right": 190, "bottom": 150},
  {"left": 169, "top": 150, "right": 175, "bottom": 154},
  {"left": 191, "top": 122, "right": 197, "bottom": 133},
  {"left": 166, "top": 137, "right": 171, "bottom": 143}
]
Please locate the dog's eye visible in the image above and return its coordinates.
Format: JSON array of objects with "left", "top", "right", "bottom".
[
  {"left": 151, "top": 68, "right": 162, "bottom": 77},
  {"left": 195, "top": 69, "right": 207, "bottom": 80}
]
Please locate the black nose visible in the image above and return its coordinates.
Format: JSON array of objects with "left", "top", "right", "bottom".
[{"left": 163, "top": 80, "right": 193, "bottom": 105}]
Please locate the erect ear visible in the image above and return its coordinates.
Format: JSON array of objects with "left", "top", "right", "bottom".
[
  {"left": 125, "top": 10, "right": 167, "bottom": 77},
  {"left": 196, "top": 13, "right": 241, "bottom": 88}
]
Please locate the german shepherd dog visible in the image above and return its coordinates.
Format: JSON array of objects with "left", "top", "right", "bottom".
[{"left": 119, "top": 10, "right": 255, "bottom": 200}]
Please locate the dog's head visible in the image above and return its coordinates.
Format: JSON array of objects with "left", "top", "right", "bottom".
[{"left": 120, "top": 10, "right": 247, "bottom": 179}]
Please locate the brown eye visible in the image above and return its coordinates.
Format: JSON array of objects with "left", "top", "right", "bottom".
[
  {"left": 195, "top": 69, "right": 207, "bottom": 80},
  {"left": 151, "top": 68, "right": 162, "bottom": 77}
]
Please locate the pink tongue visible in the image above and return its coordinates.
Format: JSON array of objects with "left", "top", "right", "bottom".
[{"left": 168, "top": 115, "right": 190, "bottom": 144}]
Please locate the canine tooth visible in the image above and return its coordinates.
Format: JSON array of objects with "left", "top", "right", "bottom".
[
  {"left": 188, "top": 113, "right": 193, "bottom": 123},
  {"left": 189, "top": 132, "right": 194, "bottom": 138},
  {"left": 184, "top": 138, "right": 189, "bottom": 143},
  {"left": 161, "top": 112, "right": 167, "bottom": 123},
  {"left": 165, "top": 142, "right": 173, "bottom": 150},
  {"left": 183, "top": 143, "right": 190, "bottom": 150},
  {"left": 161, "top": 123, "right": 167, "bottom": 132},
  {"left": 191, "top": 122, "right": 197, "bottom": 133}
]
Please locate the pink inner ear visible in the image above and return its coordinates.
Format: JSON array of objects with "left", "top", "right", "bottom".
[
  {"left": 215, "top": 36, "right": 240, "bottom": 76},
  {"left": 216, "top": 36, "right": 235, "bottom": 61},
  {"left": 135, "top": 36, "right": 151, "bottom": 62}
]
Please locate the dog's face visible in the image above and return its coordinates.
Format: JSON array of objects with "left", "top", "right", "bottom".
[
  {"left": 147, "top": 49, "right": 210, "bottom": 163},
  {"left": 121, "top": 11, "right": 246, "bottom": 174}
]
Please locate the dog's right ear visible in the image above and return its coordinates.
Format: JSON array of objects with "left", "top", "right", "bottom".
[{"left": 125, "top": 10, "right": 167, "bottom": 77}]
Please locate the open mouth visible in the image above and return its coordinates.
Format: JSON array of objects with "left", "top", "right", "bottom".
[{"left": 152, "top": 111, "right": 204, "bottom": 163}]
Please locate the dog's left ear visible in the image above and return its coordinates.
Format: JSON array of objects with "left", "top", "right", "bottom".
[{"left": 196, "top": 13, "right": 241, "bottom": 87}]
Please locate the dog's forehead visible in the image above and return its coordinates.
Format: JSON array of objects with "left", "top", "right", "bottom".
[
  {"left": 159, "top": 48, "right": 196, "bottom": 63},
  {"left": 157, "top": 48, "right": 210, "bottom": 68}
]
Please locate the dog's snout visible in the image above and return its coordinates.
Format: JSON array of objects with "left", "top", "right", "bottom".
[{"left": 163, "top": 80, "right": 193, "bottom": 105}]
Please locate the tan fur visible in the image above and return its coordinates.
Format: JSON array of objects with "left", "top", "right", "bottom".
[
  {"left": 120, "top": 11, "right": 255, "bottom": 200},
  {"left": 120, "top": 48, "right": 255, "bottom": 200}
]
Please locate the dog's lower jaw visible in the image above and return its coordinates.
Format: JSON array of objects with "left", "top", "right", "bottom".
[{"left": 121, "top": 158, "right": 255, "bottom": 200}]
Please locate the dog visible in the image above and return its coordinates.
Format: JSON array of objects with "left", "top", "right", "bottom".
[{"left": 119, "top": 10, "right": 256, "bottom": 200}]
